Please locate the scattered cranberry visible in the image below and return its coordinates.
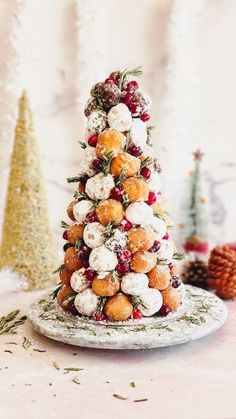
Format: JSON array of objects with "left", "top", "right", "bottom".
[
  {"left": 123, "top": 92, "right": 133, "bottom": 107},
  {"left": 125, "top": 80, "right": 139, "bottom": 92},
  {"left": 132, "top": 308, "right": 143, "bottom": 320},
  {"left": 118, "top": 249, "right": 132, "bottom": 263},
  {"left": 129, "top": 103, "right": 138, "bottom": 115},
  {"left": 146, "top": 191, "right": 157, "bottom": 206},
  {"left": 79, "top": 173, "right": 89, "bottom": 185},
  {"left": 140, "top": 167, "right": 151, "bottom": 180},
  {"left": 168, "top": 262, "right": 174, "bottom": 271},
  {"left": 120, "top": 219, "right": 133, "bottom": 232},
  {"left": 92, "top": 158, "right": 103, "bottom": 173},
  {"left": 63, "top": 243, "right": 73, "bottom": 252},
  {"left": 104, "top": 77, "right": 118, "bottom": 85},
  {"left": 84, "top": 268, "right": 96, "bottom": 281},
  {"left": 80, "top": 245, "right": 90, "bottom": 260},
  {"left": 63, "top": 230, "right": 68, "bottom": 240},
  {"left": 158, "top": 304, "right": 171, "bottom": 317},
  {"left": 127, "top": 144, "right": 143, "bottom": 157},
  {"left": 93, "top": 311, "right": 106, "bottom": 321},
  {"left": 149, "top": 240, "right": 161, "bottom": 253},
  {"left": 162, "top": 233, "right": 169, "bottom": 240},
  {"left": 109, "top": 186, "right": 124, "bottom": 202},
  {"left": 86, "top": 211, "right": 97, "bottom": 223},
  {"left": 172, "top": 276, "right": 181, "bottom": 288},
  {"left": 140, "top": 112, "right": 150, "bottom": 122},
  {"left": 88, "top": 134, "right": 98, "bottom": 147},
  {"left": 116, "top": 262, "right": 130, "bottom": 276}
]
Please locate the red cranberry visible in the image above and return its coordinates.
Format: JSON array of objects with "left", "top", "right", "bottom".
[
  {"left": 120, "top": 219, "right": 133, "bottom": 232},
  {"left": 146, "top": 191, "right": 157, "bottom": 205},
  {"left": 140, "top": 112, "right": 150, "bottom": 122},
  {"left": 127, "top": 144, "right": 143, "bottom": 157},
  {"left": 125, "top": 80, "right": 139, "bottom": 92},
  {"left": 162, "top": 233, "right": 169, "bottom": 240},
  {"left": 104, "top": 77, "right": 118, "bottom": 85},
  {"left": 109, "top": 186, "right": 124, "bottom": 202},
  {"left": 116, "top": 262, "right": 130, "bottom": 276},
  {"left": 92, "top": 158, "right": 103, "bottom": 173},
  {"left": 168, "top": 262, "right": 174, "bottom": 271},
  {"left": 118, "top": 249, "right": 132, "bottom": 263},
  {"left": 158, "top": 304, "right": 171, "bottom": 317},
  {"left": 93, "top": 311, "right": 106, "bottom": 321},
  {"left": 172, "top": 276, "right": 181, "bottom": 288},
  {"left": 63, "top": 243, "right": 73, "bottom": 252},
  {"left": 140, "top": 167, "right": 151, "bottom": 180},
  {"left": 132, "top": 308, "right": 143, "bottom": 320},
  {"left": 88, "top": 134, "right": 98, "bottom": 147},
  {"left": 84, "top": 268, "right": 96, "bottom": 281},
  {"left": 80, "top": 245, "right": 90, "bottom": 260},
  {"left": 129, "top": 103, "right": 138, "bottom": 115},
  {"left": 123, "top": 92, "right": 133, "bottom": 107},
  {"left": 86, "top": 211, "right": 97, "bottom": 223},
  {"left": 63, "top": 230, "right": 68, "bottom": 240},
  {"left": 149, "top": 240, "right": 161, "bottom": 252}
]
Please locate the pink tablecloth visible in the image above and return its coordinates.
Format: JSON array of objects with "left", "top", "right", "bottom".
[{"left": 0, "top": 290, "right": 235, "bottom": 419}]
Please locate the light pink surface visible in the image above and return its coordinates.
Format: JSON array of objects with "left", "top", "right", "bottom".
[{"left": 0, "top": 290, "right": 235, "bottom": 419}]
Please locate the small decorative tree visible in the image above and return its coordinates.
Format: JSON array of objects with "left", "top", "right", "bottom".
[
  {"left": 0, "top": 91, "right": 57, "bottom": 290},
  {"left": 181, "top": 150, "right": 209, "bottom": 289}
]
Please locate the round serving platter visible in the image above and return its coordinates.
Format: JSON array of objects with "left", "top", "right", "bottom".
[{"left": 27, "top": 285, "right": 228, "bottom": 350}]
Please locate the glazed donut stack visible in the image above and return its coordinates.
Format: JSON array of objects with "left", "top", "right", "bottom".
[{"left": 56, "top": 67, "right": 185, "bottom": 322}]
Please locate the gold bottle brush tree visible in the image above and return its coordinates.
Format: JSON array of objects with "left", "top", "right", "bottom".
[{"left": 0, "top": 91, "right": 57, "bottom": 290}]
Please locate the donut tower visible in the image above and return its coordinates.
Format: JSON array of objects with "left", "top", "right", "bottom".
[{"left": 55, "top": 67, "right": 185, "bottom": 322}]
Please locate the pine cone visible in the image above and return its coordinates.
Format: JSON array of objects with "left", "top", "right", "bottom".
[
  {"left": 182, "top": 258, "right": 209, "bottom": 289},
  {"left": 208, "top": 245, "right": 236, "bottom": 299}
]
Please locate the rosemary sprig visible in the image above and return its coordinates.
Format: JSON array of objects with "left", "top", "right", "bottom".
[
  {"left": 118, "top": 66, "right": 143, "bottom": 89},
  {"left": 103, "top": 221, "right": 115, "bottom": 240},
  {"left": 130, "top": 296, "right": 147, "bottom": 310},
  {"left": 122, "top": 192, "right": 130, "bottom": 209},
  {"left": 156, "top": 258, "right": 168, "bottom": 265},
  {"left": 67, "top": 172, "right": 88, "bottom": 184},
  {"left": 50, "top": 284, "right": 62, "bottom": 300},
  {"left": 173, "top": 252, "right": 185, "bottom": 261},
  {"left": 64, "top": 367, "right": 84, "bottom": 373},
  {"left": 180, "top": 315, "right": 206, "bottom": 325},
  {"left": 61, "top": 221, "right": 69, "bottom": 229},
  {"left": 72, "top": 376, "right": 80, "bottom": 384},
  {"left": 147, "top": 126, "right": 155, "bottom": 132},
  {"left": 75, "top": 239, "right": 83, "bottom": 251},
  {"left": 63, "top": 294, "right": 76, "bottom": 306},
  {"left": 74, "top": 191, "right": 89, "bottom": 201},
  {"left": 140, "top": 157, "right": 153, "bottom": 170},
  {"left": 67, "top": 175, "right": 80, "bottom": 183},
  {"left": 53, "top": 361, "right": 60, "bottom": 370},
  {"left": 97, "top": 297, "right": 107, "bottom": 313},
  {"left": 0, "top": 310, "right": 26, "bottom": 336},
  {"left": 130, "top": 381, "right": 136, "bottom": 388},
  {"left": 113, "top": 394, "right": 128, "bottom": 401},
  {"left": 102, "top": 151, "right": 114, "bottom": 175},
  {"left": 79, "top": 141, "right": 87, "bottom": 149},
  {"left": 22, "top": 337, "right": 32, "bottom": 351},
  {"left": 115, "top": 170, "right": 126, "bottom": 187},
  {"left": 53, "top": 264, "right": 64, "bottom": 274}
]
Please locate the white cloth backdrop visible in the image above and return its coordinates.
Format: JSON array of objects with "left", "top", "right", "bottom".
[{"left": 0, "top": 0, "right": 235, "bottom": 275}]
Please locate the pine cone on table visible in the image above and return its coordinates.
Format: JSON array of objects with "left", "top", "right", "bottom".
[
  {"left": 182, "top": 258, "right": 209, "bottom": 290},
  {"left": 208, "top": 244, "right": 236, "bottom": 299}
]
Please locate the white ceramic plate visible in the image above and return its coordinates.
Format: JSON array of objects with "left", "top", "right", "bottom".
[{"left": 27, "top": 285, "right": 228, "bottom": 350}]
